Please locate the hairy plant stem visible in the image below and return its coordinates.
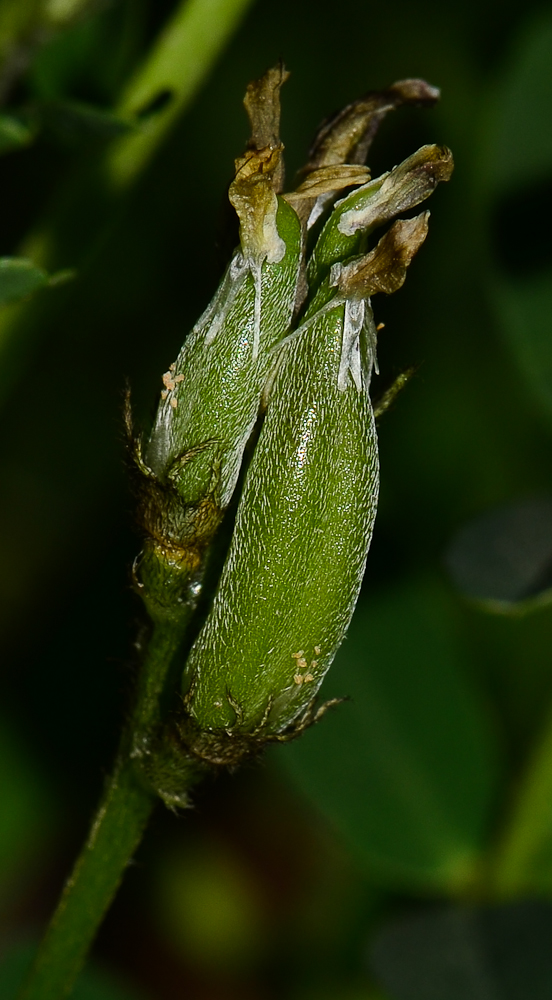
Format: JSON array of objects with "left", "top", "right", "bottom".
[{"left": 18, "top": 615, "right": 202, "bottom": 1000}]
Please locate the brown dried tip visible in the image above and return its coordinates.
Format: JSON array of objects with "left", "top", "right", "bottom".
[
  {"left": 336, "top": 212, "right": 430, "bottom": 298},
  {"left": 243, "top": 61, "right": 289, "bottom": 191},
  {"left": 305, "top": 78, "right": 441, "bottom": 172},
  {"left": 244, "top": 61, "right": 289, "bottom": 149},
  {"left": 229, "top": 64, "right": 290, "bottom": 263},
  {"left": 283, "top": 163, "right": 372, "bottom": 220},
  {"left": 288, "top": 163, "right": 371, "bottom": 200}
]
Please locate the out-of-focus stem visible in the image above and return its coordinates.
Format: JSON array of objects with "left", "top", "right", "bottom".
[
  {"left": 107, "top": 0, "right": 256, "bottom": 191},
  {"left": 19, "top": 755, "right": 154, "bottom": 1000},
  {"left": 0, "top": 0, "right": 256, "bottom": 399},
  {"left": 18, "top": 617, "right": 203, "bottom": 1000}
]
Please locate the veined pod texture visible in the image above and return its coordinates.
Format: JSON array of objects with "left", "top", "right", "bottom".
[
  {"left": 178, "top": 207, "right": 438, "bottom": 761},
  {"left": 181, "top": 291, "right": 379, "bottom": 742}
]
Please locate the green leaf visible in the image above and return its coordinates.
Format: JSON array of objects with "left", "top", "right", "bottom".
[
  {"left": 0, "top": 940, "right": 148, "bottom": 1000},
  {"left": 480, "top": 15, "right": 552, "bottom": 196},
  {"left": 0, "top": 259, "right": 48, "bottom": 305},
  {"left": 275, "top": 577, "right": 498, "bottom": 891},
  {"left": 445, "top": 496, "right": 552, "bottom": 614},
  {"left": 479, "top": 10, "right": 552, "bottom": 423},
  {"left": 488, "top": 271, "right": 552, "bottom": 425},
  {"left": 370, "top": 901, "right": 552, "bottom": 1000}
]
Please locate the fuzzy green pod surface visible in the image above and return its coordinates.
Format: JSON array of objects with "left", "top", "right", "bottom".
[
  {"left": 179, "top": 211, "right": 435, "bottom": 763},
  {"left": 181, "top": 290, "right": 379, "bottom": 746},
  {"left": 145, "top": 197, "right": 302, "bottom": 509}
]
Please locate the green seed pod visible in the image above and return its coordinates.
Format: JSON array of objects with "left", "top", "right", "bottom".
[
  {"left": 178, "top": 213, "right": 432, "bottom": 764},
  {"left": 145, "top": 196, "right": 302, "bottom": 508},
  {"left": 131, "top": 67, "right": 303, "bottom": 626},
  {"left": 133, "top": 196, "right": 302, "bottom": 624},
  {"left": 180, "top": 297, "right": 377, "bottom": 753}
]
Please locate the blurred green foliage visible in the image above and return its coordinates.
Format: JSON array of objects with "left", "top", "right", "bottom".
[
  {"left": 1, "top": 0, "right": 552, "bottom": 998},
  {"left": 277, "top": 577, "right": 497, "bottom": 893},
  {"left": 481, "top": 11, "right": 552, "bottom": 426}
]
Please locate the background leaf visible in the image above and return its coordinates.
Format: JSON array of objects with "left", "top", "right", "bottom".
[
  {"left": 0, "top": 115, "right": 34, "bottom": 154},
  {"left": 276, "top": 577, "right": 498, "bottom": 891},
  {"left": 0, "top": 259, "right": 48, "bottom": 305},
  {"left": 370, "top": 901, "right": 552, "bottom": 1000},
  {"left": 0, "top": 717, "right": 57, "bottom": 906},
  {"left": 494, "top": 700, "right": 552, "bottom": 896},
  {"left": 444, "top": 495, "right": 552, "bottom": 612},
  {"left": 480, "top": 10, "right": 552, "bottom": 422}
]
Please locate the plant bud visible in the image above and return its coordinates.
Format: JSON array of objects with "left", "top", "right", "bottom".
[{"left": 129, "top": 68, "right": 454, "bottom": 791}]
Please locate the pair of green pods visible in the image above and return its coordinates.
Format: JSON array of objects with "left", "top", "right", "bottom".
[
  {"left": 178, "top": 169, "right": 451, "bottom": 755},
  {"left": 137, "top": 68, "right": 453, "bottom": 762},
  {"left": 181, "top": 282, "right": 379, "bottom": 745}
]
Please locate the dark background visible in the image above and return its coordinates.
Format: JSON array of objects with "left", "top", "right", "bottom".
[{"left": 2, "top": 0, "right": 552, "bottom": 997}]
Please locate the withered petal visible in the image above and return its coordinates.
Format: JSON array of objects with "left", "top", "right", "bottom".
[
  {"left": 305, "top": 78, "right": 440, "bottom": 171},
  {"left": 336, "top": 212, "right": 430, "bottom": 298}
]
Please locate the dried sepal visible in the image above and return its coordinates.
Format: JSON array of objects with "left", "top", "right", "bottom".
[
  {"left": 229, "top": 63, "right": 289, "bottom": 266},
  {"left": 308, "top": 143, "right": 453, "bottom": 288},
  {"left": 283, "top": 163, "right": 371, "bottom": 227},
  {"left": 286, "top": 163, "right": 370, "bottom": 201},
  {"left": 333, "top": 212, "right": 430, "bottom": 298},
  {"left": 243, "top": 62, "right": 289, "bottom": 173},
  {"left": 305, "top": 78, "right": 441, "bottom": 172},
  {"left": 292, "top": 79, "right": 441, "bottom": 231},
  {"left": 229, "top": 147, "right": 286, "bottom": 266}
]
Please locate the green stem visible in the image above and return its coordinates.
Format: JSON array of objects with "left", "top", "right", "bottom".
[
  {"left": 106, "top": 0, "right": 257, "bottom": 191},
  {"left": 18, "top": 618, "right": 201, "bottom": 1000},
  {"left": 19, "top": 755, "right": 154, "bottom": 1000},
  {"left": 18, "top": 0, "right": 256, "bottom": 267}
]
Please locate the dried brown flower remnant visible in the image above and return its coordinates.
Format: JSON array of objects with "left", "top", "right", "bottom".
[
  {"left": 229, "top": 64, "right": 288, "bottom": 265},
  {"left": 305, "top": 78, "right": 441, "bottom": 172},
  {"left": 334, "top": 213, "right": 431, "bottom": 298}
]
